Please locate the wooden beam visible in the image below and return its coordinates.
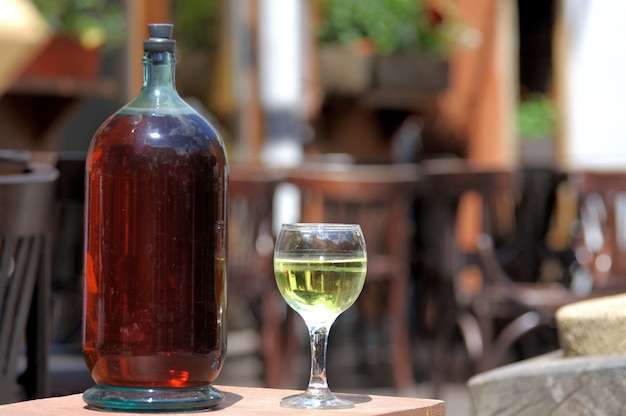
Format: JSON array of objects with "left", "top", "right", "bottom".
[
  {"left": 230, "top": 1, "right": 264, "bottom": 163},
  {"left": 430, "top": 0, "right": 518, "bottom": 168},
  {"left": 125, "top": 0, "right": 172, "bottom": 100}
]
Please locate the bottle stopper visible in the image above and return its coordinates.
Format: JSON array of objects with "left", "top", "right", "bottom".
[{"left": 144, "top": 23, "right": 176, "bottom": 52}]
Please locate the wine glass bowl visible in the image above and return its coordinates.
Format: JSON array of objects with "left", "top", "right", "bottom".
[{"left": 274, "top": 223, "right": 367, "bottom": 409}]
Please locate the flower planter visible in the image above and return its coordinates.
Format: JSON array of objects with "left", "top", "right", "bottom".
[
  {"left": 374, "top": 53, "right": 449, "bottom": 93},
  {"left": 519, "top": 137, "right": 555, "bottom": 168},
  {"left": 319, "top": 45, "right": 449, "bottom": 96},
  {"left": 19, "top": 36, "right": 102, "bottom": 81},
  {"left": 319, "top": 45, "right": 375, "bottom": 94}
]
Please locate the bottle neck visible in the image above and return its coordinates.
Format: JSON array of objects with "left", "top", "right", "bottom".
[
  {"left": 122, "top": 50, "right": 191, "bottom": 114},
  {"left": 143, "top": 51, "right": 176, "bottom": 91}
]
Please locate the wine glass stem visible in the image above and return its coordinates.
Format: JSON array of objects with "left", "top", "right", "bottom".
[{"left": 306, "top": 326, "right": 331, "bottom": 395}]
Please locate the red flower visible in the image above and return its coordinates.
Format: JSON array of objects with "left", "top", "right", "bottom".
[{"left": 426, "top": 6, "right": 444, "bottom": 27}]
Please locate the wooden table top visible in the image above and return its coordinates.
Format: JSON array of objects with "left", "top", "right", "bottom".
[{"left": 0, "top": 385, "right": 446, "bottom": 415}]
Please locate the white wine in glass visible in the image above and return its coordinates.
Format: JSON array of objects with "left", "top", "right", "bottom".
[{"left": 274, "top": 223, "right": 367, "bottom": 409}]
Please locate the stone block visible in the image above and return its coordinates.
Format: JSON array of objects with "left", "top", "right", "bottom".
[
  {"left": 467, "top": 351, "right": 626, "bottom": 416},
  {"left": 556, "top": 292, "right": 626, "bottom": 356}
]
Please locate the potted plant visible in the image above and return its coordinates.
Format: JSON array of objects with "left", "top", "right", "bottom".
[
  {"left": 316, "top": 0, "right": 464, "bottom": 94},
  {"left": 22, "top": 0, "right": 125, "bottom": 80},
  {"left": 517, "top": 93, "right": 557, "bottom": 166},
  {"left": 173, "top": 0, "right": 220, "bottom": 109}
]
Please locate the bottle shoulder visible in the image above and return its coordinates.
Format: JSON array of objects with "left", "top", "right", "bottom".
[
  {"left": 120, "top": 88, "right": 194, "bottom": 116},
  {"left": 89, "top": 112, "right": 226, "bottom": 155}
]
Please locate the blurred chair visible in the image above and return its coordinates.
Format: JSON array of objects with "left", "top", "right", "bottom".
[
  {"left": 51, "top": 152, "right": 86, "bottom": 345},
  {"left": 474, "top": 170, "right": 626, "bottom": 371},
  {"left": 568, "top": 171, "right": 626, "bottom": 294},
  {"left": 467, "top": 170, "right": 626, "bottom": 379},
  {"left": 284, "top": 162, "right": 421, "bottom": 392},
  {"left": 0, "top": 162, "right": 58, "bottom": 403},
  {"left": 422, "top": 159, "right": 582, "bottom": 397},
  {"left": 228, "top": 164, "right": 286, "bottom": 387}
]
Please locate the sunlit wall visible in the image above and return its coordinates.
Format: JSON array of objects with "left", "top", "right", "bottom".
[{"left": 557, "top": 0, "right": 626, "bottom": 170}]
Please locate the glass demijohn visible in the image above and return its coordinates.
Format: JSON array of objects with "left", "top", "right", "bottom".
[{"left": 81, "top": 24, "right": 228, "bottom": 411}]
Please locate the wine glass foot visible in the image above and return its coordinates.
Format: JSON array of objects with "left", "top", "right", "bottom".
[
  {"left": 83, "top": 384, "right": 224, "bottom": 412},
  {"left": 280, "top": 389, "right": 354, "bottom": 409}
]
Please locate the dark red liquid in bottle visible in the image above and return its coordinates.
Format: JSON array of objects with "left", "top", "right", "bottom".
[{"left": 83, "top": 112, "right": 227, "bottom": 389}]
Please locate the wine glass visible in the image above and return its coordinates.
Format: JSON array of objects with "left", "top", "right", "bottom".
[{"left": 274, "top": 223, "right": 367, "bottom": 409}]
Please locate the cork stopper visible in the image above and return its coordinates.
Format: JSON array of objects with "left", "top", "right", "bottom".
[{"left": 143, "top": 23, "right": 176, "bottom": 52}]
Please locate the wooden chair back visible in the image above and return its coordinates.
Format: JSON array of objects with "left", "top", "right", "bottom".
[
  {"left": 228, "top": 166, "right": 279, "bottom": 298},
  {"left": 420, "top": 159, "right": 520, "bottom": 395},
  {"left": 0, "top": 163, "right": 58, "bottom": 403},
  {"left": 569, "top": 171, "right": 626, "bottom": 292},
  {"left": 228, "top": 165, "right": 285, "bottom": 387},
  {"left": 284, "top": 162, "right": 421, "bottom": 392},
  {"left": 423, "top": 160, "right": 519, "bottom": 292}
]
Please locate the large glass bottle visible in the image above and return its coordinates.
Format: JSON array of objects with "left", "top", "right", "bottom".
[{"left": 82, "top": 24, "right": 228, "bottom": 411}]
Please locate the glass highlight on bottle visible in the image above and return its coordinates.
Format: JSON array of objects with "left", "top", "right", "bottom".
[{"left": 274, "top": 223, "right": 367, "bottom": 409}]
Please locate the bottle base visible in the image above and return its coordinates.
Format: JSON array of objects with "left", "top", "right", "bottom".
[{"left": 83, "top": 384, "right": 224, "bottom": 412}]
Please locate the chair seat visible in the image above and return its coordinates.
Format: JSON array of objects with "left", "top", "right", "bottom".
[{"left": 487, "top": 282, "right": 580, "bottom": 314}]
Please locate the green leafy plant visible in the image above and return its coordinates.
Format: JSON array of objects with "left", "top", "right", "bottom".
[
  {"left": 317, "top": 0, "right": 462, "bottom": 56},
  {"left": 517, "top": 94, "right": 557, "bottom": 140},
  {"left": 174, "top": 0, "right": 219, "bottom": 50},
  {"left": 31, "top": 0, "right": 125, "bottom": 49}
]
